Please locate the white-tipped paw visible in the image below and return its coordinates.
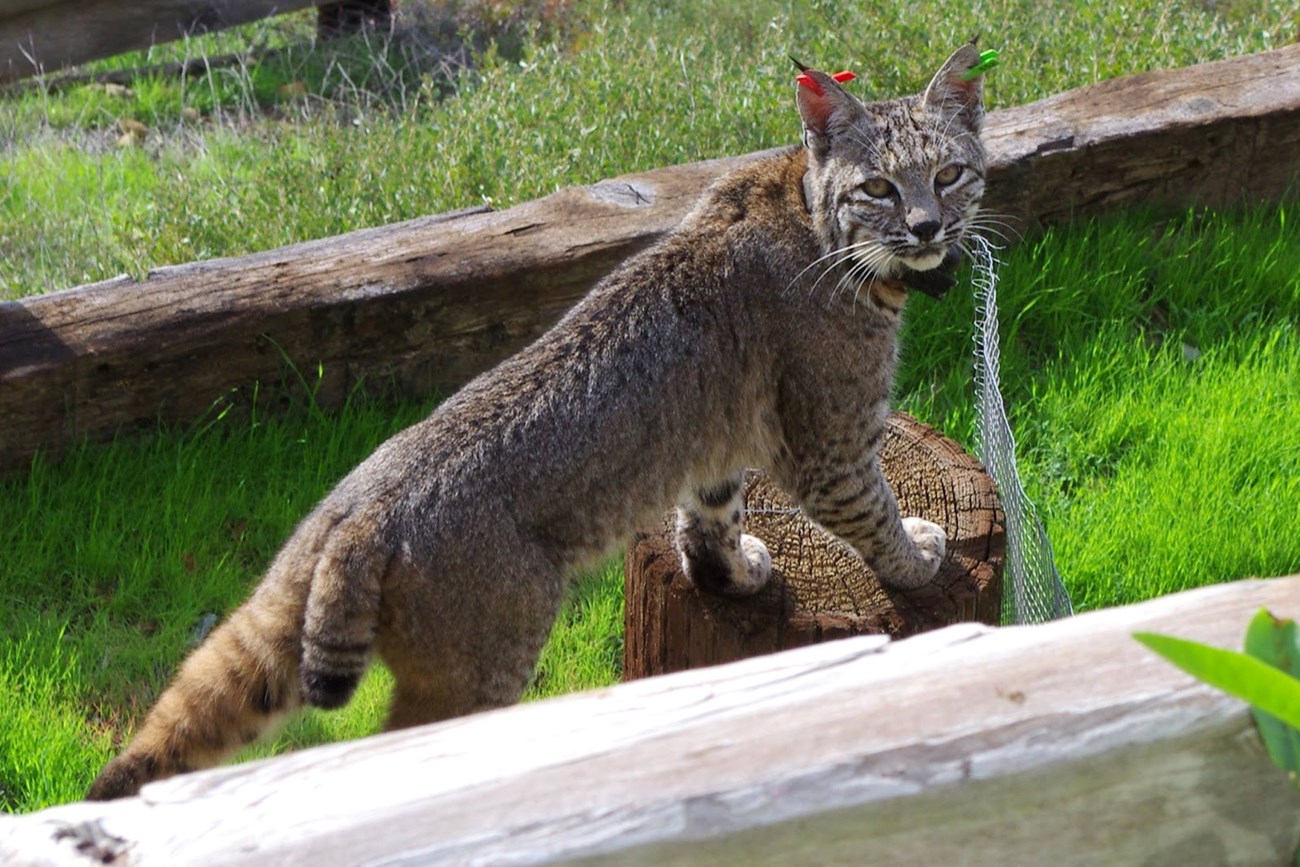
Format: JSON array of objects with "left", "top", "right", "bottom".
[
  {"left": 731, "top": 533, "right": 773, "bottom": 595},
  {"left": 902, "top": 517, "right": 947, "bottom": 582}
]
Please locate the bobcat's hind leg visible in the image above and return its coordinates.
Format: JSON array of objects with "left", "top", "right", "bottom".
[
  {"left": 377, "top": 543, "right": 565, "bottom": 731},
  {"left": 382, "top": 666, "right": 482, "bottom": 732},
  {"left": 676, "top": 472, "right": 772, "bottom": 597}
]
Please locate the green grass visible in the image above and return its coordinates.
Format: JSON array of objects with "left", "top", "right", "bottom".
[
  {"left": 2, "top": 0, "right": 1299, "bottom": 815},
  {"left": 7, "top": 389, "right": 428, "bottom": 701},
  {"left": 0, "top": 631, "right": 113, "bottom": 811},
  {"left": 1033, "top": 325, "right": 1300, "bottom": 609}
]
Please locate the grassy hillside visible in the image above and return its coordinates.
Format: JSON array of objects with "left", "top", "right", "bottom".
[
  {"left": 1, "top": 0, "right": 1298, "bottom": 812},
  {"left": 3, "top": 0, "right": 1295, "bottom": 297}
]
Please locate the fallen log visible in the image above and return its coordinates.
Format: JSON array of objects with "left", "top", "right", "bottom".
[
  {"left": 3, "top": 575, "right": 1299, "bottom": 865},
  {"left": 0, "top": 0, "right": 317, "bottom": 83},
  {"left": 1, "top": 44, "right": 1298, "bottom": 473}
]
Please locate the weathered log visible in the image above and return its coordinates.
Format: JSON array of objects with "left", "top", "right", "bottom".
[
  {"left": 3, "top": 576, "right": 1299, "bottom": 865},
  {"left": 624, "top": 413, "right": 1004, "bottom": 680},
  {"left": 0, "top": 0, "right": 318, "bottom": 83},
  {"left": 2, "top": 45, "right": 1298, "bottom": 473},
  {"left": 985, "top": 43, "right": 1300, "bottom": 226}
]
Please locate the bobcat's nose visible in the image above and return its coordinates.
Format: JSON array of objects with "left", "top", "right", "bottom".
[{"left": 908, "top": 219, "right": 942, "bottom": 243}]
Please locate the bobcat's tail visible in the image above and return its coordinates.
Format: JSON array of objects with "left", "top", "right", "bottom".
[
  {"left": 85, "top": 589, "right": 304, "bottom": 800},
  {"left": 86, "top": 508, "right": 391, "bottom": 801},
  {"left": 298, "top": 507, "right": 391, "bottom": 709}
]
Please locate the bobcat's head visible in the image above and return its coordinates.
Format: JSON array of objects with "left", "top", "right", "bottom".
[{"left": 796, "top": 44, "right": 988, "bottom": 299}]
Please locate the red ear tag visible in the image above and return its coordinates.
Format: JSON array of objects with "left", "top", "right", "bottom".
[
  {"left": 796, "top": 70, "right": 856, "bottom": 96},
  {"left": 795, "top": 73, "right": 823, "bottom": 96}
]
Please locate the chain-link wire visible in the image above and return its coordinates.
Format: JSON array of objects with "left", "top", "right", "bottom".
[{"left": 970, "top": 234, "right": 1073, "bottom": 624}]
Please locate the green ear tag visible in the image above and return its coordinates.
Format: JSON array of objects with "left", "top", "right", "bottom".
[{"left": 961, "top": 49, "right": 1000, "bottom": 81}]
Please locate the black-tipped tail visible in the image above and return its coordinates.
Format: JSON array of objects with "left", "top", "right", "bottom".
[{"left": 300, "top": 638, "right": 371, "bottom": 709}]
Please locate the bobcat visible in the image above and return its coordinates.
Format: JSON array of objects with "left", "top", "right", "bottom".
[{"left": 87, "top": 43, "right": 987, "bottom": 800}]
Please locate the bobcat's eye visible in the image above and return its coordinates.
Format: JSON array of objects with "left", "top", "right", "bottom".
[
  {"left": 861, "top": 178, "right": 896, "bottom": 200},
  {"left": 934, "top": 164, "right": 964, "bottom": 189}
]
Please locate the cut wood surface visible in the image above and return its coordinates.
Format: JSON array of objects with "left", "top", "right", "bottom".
[
  {"left": 624, "top": 413, "right": 1004, "bottom": 680},
  {"left": 2, "top": 45, "right": 1299, "bottom": 473},
  {"left": 0, "top": 0, "right": 317, "bottom": 83},
  {"left": 3, "top": 576, "right": 1299, "bottom": 865}
]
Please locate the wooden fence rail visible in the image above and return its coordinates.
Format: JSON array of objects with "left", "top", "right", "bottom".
[
  {"left": 0, "top": 0, "right": 321, "bottom": 84},
  {"left": 2, "top": 575, "right": 1299, "bottom": 864},
  {"left": 2, "top": 44, "right": 1298, "bottom": 475}
]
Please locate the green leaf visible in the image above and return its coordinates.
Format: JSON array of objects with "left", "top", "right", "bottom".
[
  {"left": 1243, "top": 610, "right": 1300, "bottom": 780},
  {"left": 1245, "top": 609, "right": 1300, "bottom": 673},
  {"left": 1133, "top": 631, "right": 1300, "bottom": 731}
]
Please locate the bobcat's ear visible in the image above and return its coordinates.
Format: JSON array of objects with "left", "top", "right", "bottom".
[
  {"left": 922, "top": 42, "right": 985, "bottom": 132},
  {"left": 795, "top": 66, "right": 861, "bottom": 156}
]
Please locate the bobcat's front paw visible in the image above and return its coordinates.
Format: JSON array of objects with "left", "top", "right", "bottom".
[
  {"left": 900, "top": 517, "right": 947, "bottom": 587},
  {"left": 732, "top": 533, "right": 773, "bottom": 595}
]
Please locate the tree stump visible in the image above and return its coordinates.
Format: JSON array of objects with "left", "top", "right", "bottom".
[{"left": 624, "top": 413, "right": 1004, "bottom": 680}]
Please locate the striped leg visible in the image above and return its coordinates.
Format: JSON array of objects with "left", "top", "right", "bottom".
[{"left": 798, "top": 456, "right": 945, "bottom": 589}]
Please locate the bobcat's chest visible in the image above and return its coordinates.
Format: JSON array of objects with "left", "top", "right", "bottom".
[{"left": 867, "top": 278, "right": 909, "bottom": 315}]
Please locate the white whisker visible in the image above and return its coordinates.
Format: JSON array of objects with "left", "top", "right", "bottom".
[
  {"left": 785, "top": 239, "right": 870, "bottom": 298},
  {"left": 967, "top": 209, "right": 1022, "bottom": 244}
]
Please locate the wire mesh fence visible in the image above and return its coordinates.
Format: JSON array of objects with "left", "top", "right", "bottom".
[{"left": 970, "top": 234, "right": 1073, "bottom": 624}]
